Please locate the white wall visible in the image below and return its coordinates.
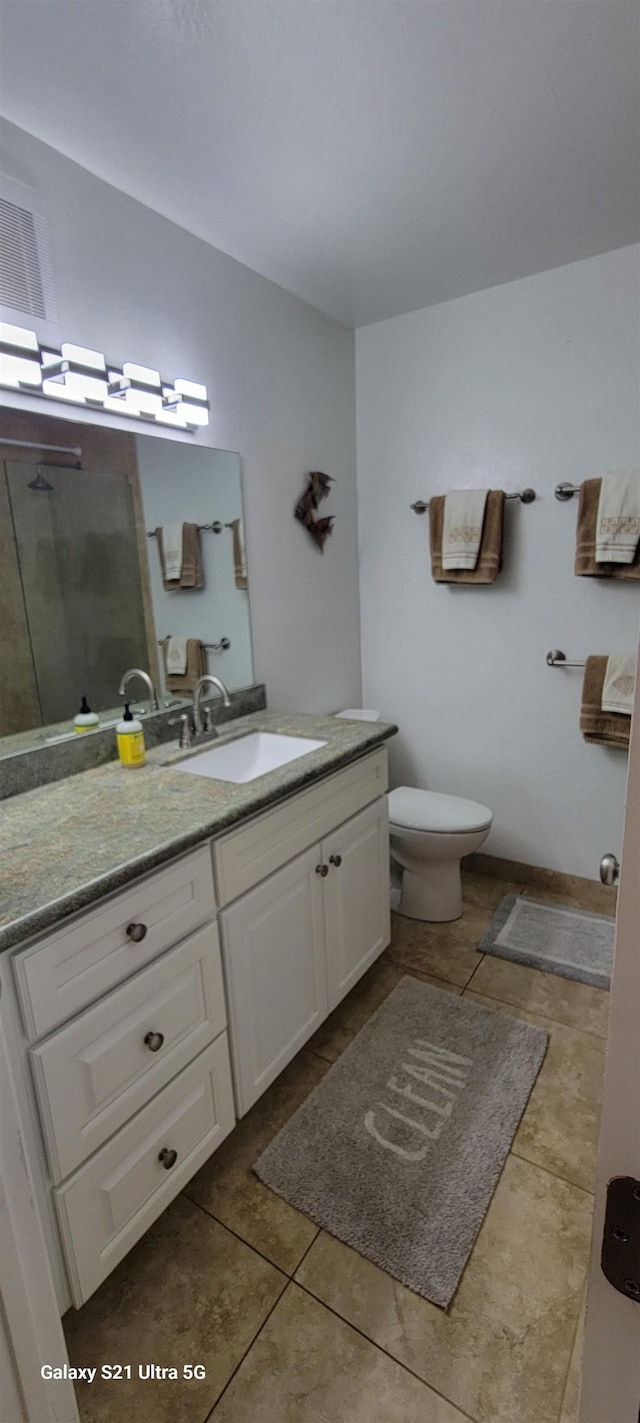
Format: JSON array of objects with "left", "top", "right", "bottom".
[
  {"left": 0, "top": 119, "right": 361, "bottom": 714},
  {"left": 356, "top": 246, "right": 640, "bottom": 877}
]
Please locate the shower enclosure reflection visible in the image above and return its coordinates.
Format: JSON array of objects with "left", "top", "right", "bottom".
[{"left": 6, "top": 459, "right": 150, "bottom": 727}]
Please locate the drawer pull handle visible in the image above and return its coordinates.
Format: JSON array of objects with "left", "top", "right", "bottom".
[
  {"left": 126, "top": 922, "right": 148, "bottom": 943},
  {"left": 144, "top": 1031, "right": 165, "bottom": 1052},
  {"left": 158, "top": 1147, "right": 178, "bottom": 1170},
  {"left": 315, "top": 863, "right": 329, "bottom": 877},
  {"left": 329, "top": 854, "right": 342, "bottom": 867}
]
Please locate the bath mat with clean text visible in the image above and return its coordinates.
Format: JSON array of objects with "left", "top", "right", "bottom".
[
  {"left": 254, "top": 977, "right": 547, "bottom": 1308},
  {"left": 478, "top": 894, "right": 614, "bottom": 988}
]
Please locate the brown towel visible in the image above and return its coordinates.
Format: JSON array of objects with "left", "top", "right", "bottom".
[
  {"left": 161, "top": 638, "right": 206, "bottom": 692},
  {"left": 157, "top": 523, "right": 204, "bottom": 589},
  {"left": 232, "top": 518, "right": 248, "bottom": 590},
  {"left": 580, "top": 656, "right": 631, "bottom": 749},
  {"left": 429, "top": 490, "right": 505, "bottom": 584},
  {"left": 575, "top": 478, "right": 640, "bottom": 579}
]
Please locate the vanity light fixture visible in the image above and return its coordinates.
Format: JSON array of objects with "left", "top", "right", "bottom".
[
  {"left": 0, "top": 323, "right": 43, "bottom": 389},
  {"left": 41, "top": 342, "right": 109, "bottom": 405},
  {"left": 0, "top": 322, "right": 209, "bottom": 431}
]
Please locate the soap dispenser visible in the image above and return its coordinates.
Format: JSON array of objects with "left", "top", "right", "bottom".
[
  {"left": 116, "top": 702, "right": 146, "bottom": 768},
  {"left": 74, "top": 695, "right": 100, "bottom": 733}
]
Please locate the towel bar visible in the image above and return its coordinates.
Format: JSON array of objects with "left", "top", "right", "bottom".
[
  {"left": 546, "top": 650, "right": 586, "bottom": 669},
  {"left": 410, "top": 488, "right": 536, "bottom": 514},
  {"left": 554, "top": 483, "right": 581, "bottom": 501},
  {"left": 159, "top": 637, "right": 231, "bottom": 652},
  {"left": 147, "top": 521, "right": 234, "bottom": 537}
]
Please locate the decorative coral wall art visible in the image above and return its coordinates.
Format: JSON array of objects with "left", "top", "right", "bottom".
[{"left": 294, "top": 471, "right": 335, "bottom": 553}]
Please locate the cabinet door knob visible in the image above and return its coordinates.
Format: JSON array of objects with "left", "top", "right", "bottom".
[
  {"left": 158, "top": 1147, "right": 178, "bottom": 1169},
  {"left": 329, "top": 854, "right": 342, "bottom": 867},
  {"left": 126, "top": 921, "right": 148, "bottom": 943},
  {"left": 315, "top": 863, "right": 329, "bottom": 877},
  {"left": 144, "top": 1030, "right": 165, "bottom": 1052}
]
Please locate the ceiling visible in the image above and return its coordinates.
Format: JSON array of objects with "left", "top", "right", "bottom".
[{"left": 1, "top": 0, "right": 638, "bottom": 327}]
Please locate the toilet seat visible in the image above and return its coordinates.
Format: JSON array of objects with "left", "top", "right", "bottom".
[{"left": 388, "top": 786, "right": 493, "bottom": 835}]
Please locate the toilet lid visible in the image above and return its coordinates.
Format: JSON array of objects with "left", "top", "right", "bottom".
[{"left": 388, "top": 786, "right": 493, "bottom": 834}]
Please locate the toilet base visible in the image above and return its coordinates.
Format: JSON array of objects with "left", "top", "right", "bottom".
[{"left": 397, "top": 863, "right": 463, "bottom": 923}]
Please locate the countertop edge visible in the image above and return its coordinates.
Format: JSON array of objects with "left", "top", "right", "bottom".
[{"left": 1, "top": 724, "right": 397, "bottom": 955}]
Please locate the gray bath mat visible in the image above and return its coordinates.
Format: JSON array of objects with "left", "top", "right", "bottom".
[
  {"left": 478, "top": 894, "right": 614, "bottom": 988},
  {"left": 254, "top": 977, "right": 547, "bottom": 1308}
]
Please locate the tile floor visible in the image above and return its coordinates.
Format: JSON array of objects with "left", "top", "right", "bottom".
[{"left": 64, "top": 869, "right": 608, "bottom": 1423}]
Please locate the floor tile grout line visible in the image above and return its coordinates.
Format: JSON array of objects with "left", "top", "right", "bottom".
[
  {"left": 389, "top": 957, "right": 470, "bottom": 992},
  {"left": 183, "top": 1191, "right": 293, "bottom": 1279},
  {"left": 460, "top": 950, "right": 486, "bottom": 991},
  {"left": 555, "top": 1284, "right": 586, "bottom": 1423},
  {"left": 291, "top": 1277, "right": 480, "bottom": 1423},
  {"left": 202, "top": 1275, "right": 291, "bottom": 1422},
  {"left": 508, "top": 1145, "right": 596, "bottom": 1200},
  {"left": 460, "top": 983, "right": 609, "bottom": 1040}
]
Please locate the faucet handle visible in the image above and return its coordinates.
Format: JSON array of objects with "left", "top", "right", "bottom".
[{"left": 168, "top": 713, "right": 193, "bottom": 749}]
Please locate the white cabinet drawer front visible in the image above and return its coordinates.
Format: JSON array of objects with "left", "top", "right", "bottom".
[
  {"left": 213, "top": 747, "right": 388, "bottom": 905},
  {"left": 31, "top": 924, "right": 226, "bottom": 1182},
  {"left": 55, "top": 1036, "right": 235, "bottom": 1307},
  {"left": 323, "top": 797, "right": 390, "bottom": 1009},
  {"left": 220, "top": 846, "right": 328, "bottom": 1115},
  {"left": 14, "top": 845, "right": 217, "bottom": 1039}
]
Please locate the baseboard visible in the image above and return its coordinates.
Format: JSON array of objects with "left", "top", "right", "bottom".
[{"left": 463, "top": 851, "right": 617, "bottom": 915}]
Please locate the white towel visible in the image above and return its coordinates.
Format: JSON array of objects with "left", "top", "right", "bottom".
[
  {"left": 595, "top": 472, "right": 640, "bottom": 563},
  {"left": 442, "top": 489, "right": 489, "bottom": 570},
  {"left": 601, "top": 654, "right": 637, "bottom": 716},
  {"left": 165, "top": 635, "right": 189, "bottom": 676},
  {"left": 161, "top": 523, "right": 184, "bottom": 580}
]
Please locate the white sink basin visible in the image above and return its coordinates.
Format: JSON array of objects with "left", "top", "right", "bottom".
[{"left": 175, "top": 731, "right": 326, "bottom": 784}]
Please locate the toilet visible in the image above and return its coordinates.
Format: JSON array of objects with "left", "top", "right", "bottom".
[
  {"left": 334, "top": 710, "right": 493, "bottom": 924},
  {"left": 388, "top": 786, "right": 493, "bottom": 923}
]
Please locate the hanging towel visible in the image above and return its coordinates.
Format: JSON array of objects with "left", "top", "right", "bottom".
[
  {"left": 429, "top": 490, "right": 505, "bottom": 584},
  {"left": 232, "top": 517, "right": 248, "bottom": 589},
  {"left": 159, "top": 523, "right": 183, "bottom": 581},
  {"left": 601, "top": 654, "right": 637, "bottom": 716},
  {"left": 157, "top": 523, "right": 204, "bottom": 590},
  {"left": 164, "top": 635, "right": 189, "bottom": 676},
  {"left": 441, "top": 489, "right": 489, "bottom": 570},
  {"left": 580, "top": 656, "right": 631, "bottom": 749},
  {"left": 596, "top": 472, "right": 640, "bottom": 563},
  {"left": 161, "top": 637, "right": 206, "bottom": 692},
  {"left": 575, "top": 478, "right": 640, "bottom": 579}
]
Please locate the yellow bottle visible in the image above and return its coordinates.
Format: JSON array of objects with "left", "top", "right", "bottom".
[{"left": 116, "top": 702, "right": 146, "bottom": 768}]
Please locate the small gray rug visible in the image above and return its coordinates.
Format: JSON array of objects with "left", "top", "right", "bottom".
[
  {"left": 254, "top": 977, "right": 547, "bottom": 1308},
  {"left": 478, "top": 894, "right": 614, "bottom": 988}
]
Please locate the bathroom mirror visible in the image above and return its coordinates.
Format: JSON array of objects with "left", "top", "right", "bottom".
[{"left": 0, "top": 410, "right": 254, "bottom": 749}]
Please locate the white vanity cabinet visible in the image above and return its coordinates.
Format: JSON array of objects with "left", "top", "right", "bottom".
[
  {"left": 10, "top": 844, "right": 235, "bottom": 1309},
  {"left": 216, "top": 753, "right": 390, "bottom": 1115},
  {"left": 6, "top": 741, "right": 390, "bottom": 1313}
]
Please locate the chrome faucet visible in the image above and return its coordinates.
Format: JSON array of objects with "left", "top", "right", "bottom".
[
  {"left": 118, "top": 668, "right": 159, "bottom": 714},
  {"left": 192, "top": 674, "right": 231, "bottom": 734}
]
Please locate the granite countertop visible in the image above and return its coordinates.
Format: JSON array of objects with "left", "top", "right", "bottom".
[{"left": 0, "top": 710, "right": 397, "bottom": 953}]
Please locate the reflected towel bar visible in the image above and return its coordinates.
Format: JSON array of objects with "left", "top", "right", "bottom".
[
  {"left": 410, "top": 489, "right": 536, "bottom": 513},
  {"left": 546, "top": 650, "right": 586, "bottom": 669},
  {"left": 555, "top": 483, "right": 582, "bottom": 501},
  {"left": 159, "top": 637, "right": 231, "bottom": 653},
  {"left": 147, "top": 521, "right": 233, "bottom": 537}
]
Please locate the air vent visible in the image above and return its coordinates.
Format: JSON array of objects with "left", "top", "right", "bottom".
[{"left": 0, "top": 174, "right": 59, "bottom": 347}]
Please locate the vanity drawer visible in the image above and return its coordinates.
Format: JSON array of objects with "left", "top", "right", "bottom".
[
  {"left": 13, "top": 845, "right": 217, "bottom": 1039},
  {"left": 55, "top": 1036, "right": 236, "bottom": 1307},
  {"left": 213, "top": 747, "right": 388, "bottom": 905},
  {"left": 30, "top": 922, "right": 226, "bottom": 1183}
]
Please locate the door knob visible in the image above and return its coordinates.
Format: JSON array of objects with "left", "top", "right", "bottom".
[
  {"left": 158, "top": 1147, "right": 178, "bottom": 1169},
  {"left": 600, "top": 853, "right": 620, "bottom": 887},
  {"left": 315, "top": 864, "right": 329, "bottom": 877},
  {"left": 329, "top": 854, "right": 342, "bottom": 867},
  {"left": 144, "top": 1030, "right": 165, "bottom": 1052}
]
